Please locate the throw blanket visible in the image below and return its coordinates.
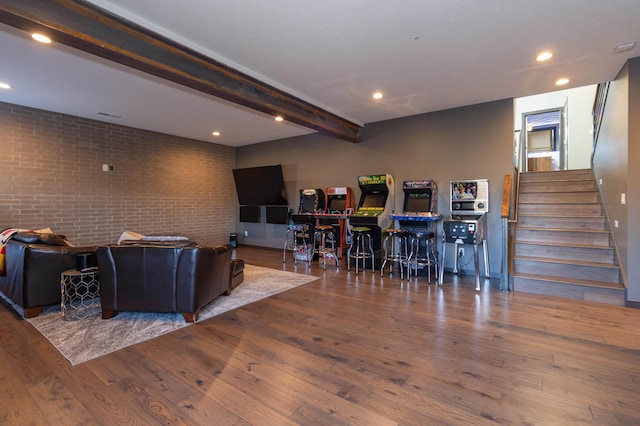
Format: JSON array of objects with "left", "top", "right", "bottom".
[{"left": 0, "top": 228, "right": 30, "bottom": 275}]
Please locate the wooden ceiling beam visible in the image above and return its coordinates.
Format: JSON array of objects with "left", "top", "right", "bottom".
[{"left": 0, "top": 0, "right": 361, "bottom": 142}]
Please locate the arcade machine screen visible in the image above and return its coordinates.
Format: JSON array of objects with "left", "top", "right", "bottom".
[
  {"left": 298, "top": 188, "right": 325, "bottom": 214},
  {"left": 301, "top": 196, "right": 317, "bottom": 213},
  {"left": 327, "top": 196, "right": 347, "bottom": 214},
  {"left": 452, "top": 181, "right": 477, "bottom": 201},
  {"left": 360, "top": 192, "right": 386, "bottom": 209},
  {"left": 404, "top": 191, "right": 432, "bottom": 213}
]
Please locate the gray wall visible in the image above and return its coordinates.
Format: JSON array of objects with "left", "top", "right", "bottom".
[
  {"left": 630, "top": 58, "right": 640, "bottom": 303},
  {"left": 593, "top": 56, "right": 640, "bottom": 303},
  {"left": 236, "top": 99, "right": 514, "bottom": 276}
]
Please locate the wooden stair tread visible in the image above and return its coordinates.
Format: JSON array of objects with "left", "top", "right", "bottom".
[
  {"left": 514, "top": 255, "right": 619, "bottom": 269},
  {"left": 518, "top": 213, "right": 605, "bottom": 218},
  {"left": 519, "top": 189, "right": 597, "bottom": 193},
  {"left": 513, "top": 272, "right": 625, "bottom": 290},
  {"left": 518, "top": 200, "right": 599, "bottom": 204},
  {"left": 515, "top": 226, "right": 609, "bottom": 234},
  {"left": 514, "top": 240, "right": 614, "bottom": 250}
]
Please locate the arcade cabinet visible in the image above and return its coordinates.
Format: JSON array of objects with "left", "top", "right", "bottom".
[
  {"left": 315, "top": 187, "right": 354, "bottom": 258},
  {"left": 394, "top": 179, "right": 439, "bottom": 228},
  {"left": 349, "top": 174, "right": 395, "bottom": 265},
  {"left": 287, "top": 188, "right": 325, "bottom": 264},
  {"left": 439, "top": 179, "right": 490, "bottom": 290},
  {"left": 391, "top": 180, "right": 441, "bottom": 280}
]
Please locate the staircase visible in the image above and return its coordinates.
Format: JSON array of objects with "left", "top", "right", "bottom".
[{"left": 512, "top": 169, "right": 626, "bottom": 305}]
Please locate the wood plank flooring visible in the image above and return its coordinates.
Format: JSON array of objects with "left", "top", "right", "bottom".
[{"left": 1, "top": 245, "right": 640, "bottom": 425}]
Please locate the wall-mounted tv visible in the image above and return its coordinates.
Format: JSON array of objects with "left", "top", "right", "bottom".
[
  {"left": 233, "top": 165, "right": 288, "bottom": 206},
  {"left": 266, "top": 206, "right": 290, "bottom": 224},
  {"left": 239, "top": 205, "right": 260, "bottom": 223}
]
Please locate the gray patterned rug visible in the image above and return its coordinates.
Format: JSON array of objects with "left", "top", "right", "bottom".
[{"left": 23, "top": 265, "right": 318, "bottom": 365}]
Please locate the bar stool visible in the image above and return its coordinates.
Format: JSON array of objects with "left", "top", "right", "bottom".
[
  {"left": 288, "top": 224, "right": 313, "bottom": 266},
  {"left": 283, "top": 223, "right": 297, "bottom": 263},
  {"left": 347, "top": 227, "right": 375, "bottom": 274},
  {"left": 407, "top": 230, "right": 438, "bottom": 283},
  {"left": 381, "top": 228, "right": 409, "bottom": 278},
  {"left": 313, "top": 224, "right": 339, "bottom": 269}
]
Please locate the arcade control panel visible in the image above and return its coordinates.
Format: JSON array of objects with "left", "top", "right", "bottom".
[{"left": 443, "top": 214, "right": 486, "bottom": 245}]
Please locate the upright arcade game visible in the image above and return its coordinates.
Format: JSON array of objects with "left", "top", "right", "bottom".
[
  {"left": 393, "top": 179, "right": 439, "bottom": 231},
  {"left": 314, "top": 187, "right": 354, "bottom": 257},
  {"left": 296, "top": 188, "right": 326, "bottom": 215},
  {"left": 440, "top": 179, "right": 490, "bottom": 290},
  {"left": 288, "top": 188, "right": 325, "bottom": 263},
  {"left": 390, "top": 180, "right": 441, "bottom": 279},
  {"left": 349, "top": 174, "right": 395, "bottom": 263}
]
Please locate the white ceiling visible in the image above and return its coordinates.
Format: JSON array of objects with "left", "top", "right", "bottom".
[{"left": 1, "top": 0, "right": 639, "bottom": 147}]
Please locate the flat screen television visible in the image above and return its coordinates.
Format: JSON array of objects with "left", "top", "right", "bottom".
[
  {"left": 266, "top": 206, "right": 289, "bottom": 224},
  {"left": 233, "top": 165, "right": 287, "bottom": 206},
  {"left": 239, "top": 205, "right": 260, "bottom": 223}
]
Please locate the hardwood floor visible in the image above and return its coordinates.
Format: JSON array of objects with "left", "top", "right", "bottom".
[{"left": 2, "top": 245, "right": 640, "bottom": 425}]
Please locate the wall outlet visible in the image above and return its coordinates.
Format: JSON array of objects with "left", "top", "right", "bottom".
[
  {"left": 621, "top": 193, "right": 626, "bottom": 205},
  {"left": 458, "top": 247, "right": 465, "bottom": 258},
  {"left": 614, "top": 220, "right": 619, "bottom": 228},
  {"left": 244, "top": 230, "right": 249, "bottom": 237}
]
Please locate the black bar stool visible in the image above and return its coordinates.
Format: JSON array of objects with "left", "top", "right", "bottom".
[
  {"left": 381, "top": 228, "right": 409, "bottom": 278},
  {"left": 313, "top": 224, "right": 339, "bottom": 269},
  {"left": 407, "top": 230, "right": 438, "bottom": 283},
  {"left": 347, "top": 227, "right": 375, "bottom": 274}
]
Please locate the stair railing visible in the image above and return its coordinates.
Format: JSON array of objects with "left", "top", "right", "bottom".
[
  {"left": 591, "top": 82, "right": 609, "bottom": 166},
  {"left": 500, "top": 174, "right": 513, "bottom": 291},
  {"left": 502, "top": 129, "right": 526, "bottom": 291}
]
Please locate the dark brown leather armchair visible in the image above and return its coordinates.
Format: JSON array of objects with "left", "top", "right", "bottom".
[
  {"left": 0, "top": 232, "right": 96, "bottom": 318},
  {"left": 96, "top": 243, "right": 233, "bottom": 322}
]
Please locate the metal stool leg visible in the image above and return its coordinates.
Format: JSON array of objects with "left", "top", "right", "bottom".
[
  {"left": 329, "top": 232, "right": 339, "bottom": 268},
  {"left": 365, "top": 233, "right": 375, "bottom": 273},
  {"left": 381, "top": 234, "right": 390, "bottom": 275}
]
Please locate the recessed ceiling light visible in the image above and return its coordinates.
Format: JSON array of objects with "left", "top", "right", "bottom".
[
  {"left": 555, "top": 78, "right": 570, "bottom": 86},
  {"left": 0, "top": 82, "right": 12, "bottom": 89},
  {"left": 31, "top": 33, "right": 52, "bottom": 44},
  {"left": 372, "top": 92, "right": 383, "bottom": 100},
  {"left": 274, "top": 116, "right": 284, "bottom": 122},
  {"left": 614, "top": 41, "right": 636, "bottom": 54},
  {"left": 536, "top": 51, "right": 553, "bottom": 62},
  {"left": 212, "top": 131, "right": 220, "bottom": 136}
]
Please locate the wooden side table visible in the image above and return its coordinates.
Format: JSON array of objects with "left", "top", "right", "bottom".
[{"left": 60, "top": 267, "right": 100, "bottom": 320}]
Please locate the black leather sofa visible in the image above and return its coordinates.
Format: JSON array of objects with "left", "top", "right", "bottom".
[
  {"left": 0, "top": 231, "right": 96, "bottom": 318},
  {"left": 96, "top": 242, "right": 236, "bottom": 322}
]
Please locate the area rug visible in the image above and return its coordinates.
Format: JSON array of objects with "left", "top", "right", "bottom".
[{"left": 23, "top": 264, "right": 319, "bottom": 365}]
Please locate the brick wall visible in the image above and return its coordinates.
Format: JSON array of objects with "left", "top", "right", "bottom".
[{"left": 0, "top": 102, "right": 236, "bottom": 247}]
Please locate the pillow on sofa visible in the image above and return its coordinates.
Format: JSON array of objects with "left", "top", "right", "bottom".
[{"left": 12, "top": 231, "right": 69, "bottom": 246}]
